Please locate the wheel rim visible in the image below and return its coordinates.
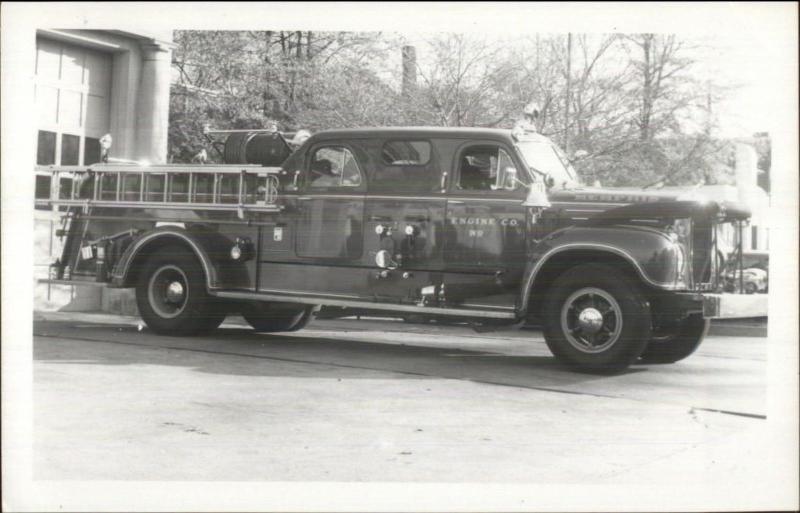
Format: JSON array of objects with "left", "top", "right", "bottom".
[
  {"left": 560, "top": 287, "right": 623, "bottom": 354},
  {"left": 147, "top": 265, "right": 189, "bottom": 319}
]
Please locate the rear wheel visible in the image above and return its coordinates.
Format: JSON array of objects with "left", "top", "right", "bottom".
[
  {"left": 135, "top": 246, "right": 225, "bottom": 336},
  {"left": 542, "top": 264, "right": 652, "bottom": 373},
  {"left": 242, "top": 302, "right": 317, "bottom": 332},
  {"left": 639, "top": 314, "right": 709, "bottom": 364}
]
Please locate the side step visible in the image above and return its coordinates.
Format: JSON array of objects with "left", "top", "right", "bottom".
[{"left": 211, "top": 290, "right": 518, "bottom": 320}]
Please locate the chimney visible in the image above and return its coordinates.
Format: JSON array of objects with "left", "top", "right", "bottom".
[{"left": 402, "top": 45, "right": 417, "bottom": 98}]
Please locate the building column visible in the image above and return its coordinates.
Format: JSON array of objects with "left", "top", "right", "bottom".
[{"left": 135, "top": 41, "right": 172, "bottom": 163}]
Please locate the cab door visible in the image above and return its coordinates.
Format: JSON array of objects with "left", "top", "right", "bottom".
[
  {"left": 259, "top": 142, "right": 368, "bottom": 297},
  {"left": 295, "top": 144, "right": 365, "bottom": 262},
  {"left": 443, "top": 141, "right": 529, "bottom": 307}
]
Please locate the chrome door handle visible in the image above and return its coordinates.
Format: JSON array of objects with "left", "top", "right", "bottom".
[
  {"left": 448, "top": 200, "right": 464, "bottom": 205},
  {"left": 297, "top": 196, "right": 312, "bottom": 201}
]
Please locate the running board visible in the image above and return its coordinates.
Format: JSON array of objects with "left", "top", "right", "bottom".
[
  {"left": 38, "top": 279, "right": 109, "bottom": 288},
  {"left": 211, "top": 290, "right": 518, "bottom": 320}
]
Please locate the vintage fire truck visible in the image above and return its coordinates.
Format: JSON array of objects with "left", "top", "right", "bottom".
[{"left": 36, "top": 124, "right": 767, "bottom": 372}]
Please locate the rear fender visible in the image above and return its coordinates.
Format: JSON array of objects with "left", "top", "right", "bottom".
[{"left": 110, "top": 227, "right": 248, "bottom": 290}]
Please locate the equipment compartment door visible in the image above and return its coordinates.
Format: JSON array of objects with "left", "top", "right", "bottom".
[{"left": 295, "top": 194, "right": 364, "bottom": 260}]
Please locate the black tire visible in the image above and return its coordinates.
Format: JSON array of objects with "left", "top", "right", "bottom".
[
  {"left": 135, "top": 245, "right": 225, "bottom": 336},
  {"left": 242, "top": 302, "right": 317, "bottom": 333},
  {"left": 542, "top": 264, "right": 652, "bottom": 373},
  {"left": 639, "top": 314, "right": 709, "bottom": 364}
]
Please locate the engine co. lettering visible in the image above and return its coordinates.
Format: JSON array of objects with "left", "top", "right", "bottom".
[{"left": 450, "top": 217, "right": 519, "bottom": 227}]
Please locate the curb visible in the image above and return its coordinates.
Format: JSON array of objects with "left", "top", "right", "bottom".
[{"left": 708, "top": 320, "right": 767, "bottom": 338}]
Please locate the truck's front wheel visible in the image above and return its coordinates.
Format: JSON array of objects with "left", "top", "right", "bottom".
[
  {"left": 135, "top": 246, "right": 225, "bottom": 336},
  {"left": 542, "top": 264, "right": 651, "bottom": 373}
]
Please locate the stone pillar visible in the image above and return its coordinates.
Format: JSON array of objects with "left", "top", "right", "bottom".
[
  {"left": 102, "top": 39, "right": 172, "bottom": 316},
  {"left": 135, "top": 41, "right": 172, "bottom": 163}
]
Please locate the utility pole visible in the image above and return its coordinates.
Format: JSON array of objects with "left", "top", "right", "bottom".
[{"left": 564, "top": 33, "right": 572, "bottom": 154}]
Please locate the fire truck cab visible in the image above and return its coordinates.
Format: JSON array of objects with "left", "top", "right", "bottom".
[{"left": 37, "top": 126, "right": 767, "bottom": 372}]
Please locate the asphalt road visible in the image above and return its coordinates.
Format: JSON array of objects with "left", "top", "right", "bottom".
[{"left": 33, "top": 311, "right": 767, "bottom": 483}]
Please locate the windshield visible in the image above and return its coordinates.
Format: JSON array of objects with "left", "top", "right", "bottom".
[{"left": 515, "top": 140, "right": 580, "bottom": 188}]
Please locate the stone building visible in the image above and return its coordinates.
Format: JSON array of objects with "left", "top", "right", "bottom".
[{"left": 35, "top": 29, "right": 173, "bottom": 313}]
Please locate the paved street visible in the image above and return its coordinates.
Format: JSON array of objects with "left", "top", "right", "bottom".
[{"left": 34, "top": 311, "right": 767, "bottom": 483}]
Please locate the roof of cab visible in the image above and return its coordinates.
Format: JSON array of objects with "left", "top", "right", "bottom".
[{"left": 307, "top": 126, "right": 515, "bottom": 142}]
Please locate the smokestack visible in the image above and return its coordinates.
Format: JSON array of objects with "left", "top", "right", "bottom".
[{"left": 402, "top": 45, "right": 417, "bottom": 98}]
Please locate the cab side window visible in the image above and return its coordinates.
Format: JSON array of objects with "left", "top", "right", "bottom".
[
  {"left": 370, "top": 140, "right": 440, "bottom": 193},
  {"left": 457, "top": 145, "right": 520, "bottom": 191},
  {"left": 308, "top": 146, "right": 362, "bottom": 189}
]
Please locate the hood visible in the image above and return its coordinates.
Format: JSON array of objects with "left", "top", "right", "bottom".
[
  {"left": 549, "top": 185, "right": 750, "bottom": 223},
  {"left": 549, "top": 185, "right": 692, "bottom": 204}
]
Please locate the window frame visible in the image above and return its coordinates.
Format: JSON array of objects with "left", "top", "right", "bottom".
[
  {"left": 451, "top": 141, "right": 529, "bottom": 196},
  {"left": 380, "top": 139, "right": 433, "bottom": 167},
  {"left": 302, "top": 143, "right": 366, "bottom": 192}
]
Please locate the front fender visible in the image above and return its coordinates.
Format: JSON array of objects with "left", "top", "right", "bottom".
[
  {"left": 518, "top": 224, "right": 683, "bottom": 315},
  {"left": 110, "top": 227, "right": 249, "bottom": 290}
]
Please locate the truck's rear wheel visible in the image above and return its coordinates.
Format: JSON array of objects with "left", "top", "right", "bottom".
[
  {"left": 639, "top": 314, "right": 709, "bottom": 364},
  {"left": 542, "top": 264, "right": 651, "bottom": 373},
  {"left": 135, "top": 246, "right": 225, "bottom": 336},
  {"left": 242, "top": 302, "right": 317, "bottom": 332}
]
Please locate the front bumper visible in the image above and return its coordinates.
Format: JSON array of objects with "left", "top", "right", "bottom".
[{"left": 700, "top": 293, "right": 768, "bottom": 319}]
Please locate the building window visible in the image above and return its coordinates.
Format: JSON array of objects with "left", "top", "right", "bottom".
[
  {"left": 751, "top": 225, "right": 758, "bottom": 250},
  {"left": 84, "top": 137, "right": 101, "bottom": 165},
  {"left": 60, "top": 134, "right": 80, "bottom": 166},
  {"left": 37, "top": 130, "right": 57, "bottom": 165}
]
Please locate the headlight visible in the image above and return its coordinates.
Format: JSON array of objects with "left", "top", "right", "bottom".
[{"left": 666, "top": 218, "right": 692, "bottom": 287}]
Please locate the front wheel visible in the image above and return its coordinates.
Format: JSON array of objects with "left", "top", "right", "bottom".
[
  {"left": 639, "top": 314, "right": 709, "bottom": 364},
  {"left": 542, "top": 264, "right": 652, "bottom": 373},
  {"left": 135, "top": 246, "right": 225, "bottom": 336}
]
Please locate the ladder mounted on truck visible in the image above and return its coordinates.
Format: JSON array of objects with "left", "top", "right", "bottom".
[{"left": 35, "top": 163, "right": 283, "bottom": 218}]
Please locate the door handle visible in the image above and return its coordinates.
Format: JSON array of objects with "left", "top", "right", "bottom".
[
  {"left": 369, "top": 215, "right": 392, "bottom": 222},
  {"left": 448, "top": 200, "right": 464, "bottom": 205},
  {"left": 297, "top": 196, "right": 312, "bottom": 201}
]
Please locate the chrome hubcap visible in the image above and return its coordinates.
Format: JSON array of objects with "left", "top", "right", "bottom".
[
  {"left": 165, "top": 281, "right": 185, "bottom": 303},
  {"left": 560, "top": 287, "right": 623, "bottom": 353},
  {"left": 577, "top": 307, "right": 604, "bottom": 333},
  {"left": 147, "top": 265, "right": 189, "bottom": 319}
]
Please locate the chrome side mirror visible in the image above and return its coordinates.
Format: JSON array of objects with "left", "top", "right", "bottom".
[
  {"left": 375, "top": 250, "right": 398, "bottom": 269},
  {"left": 494, "top": 166, "right": 520, "bottom": 191}
]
